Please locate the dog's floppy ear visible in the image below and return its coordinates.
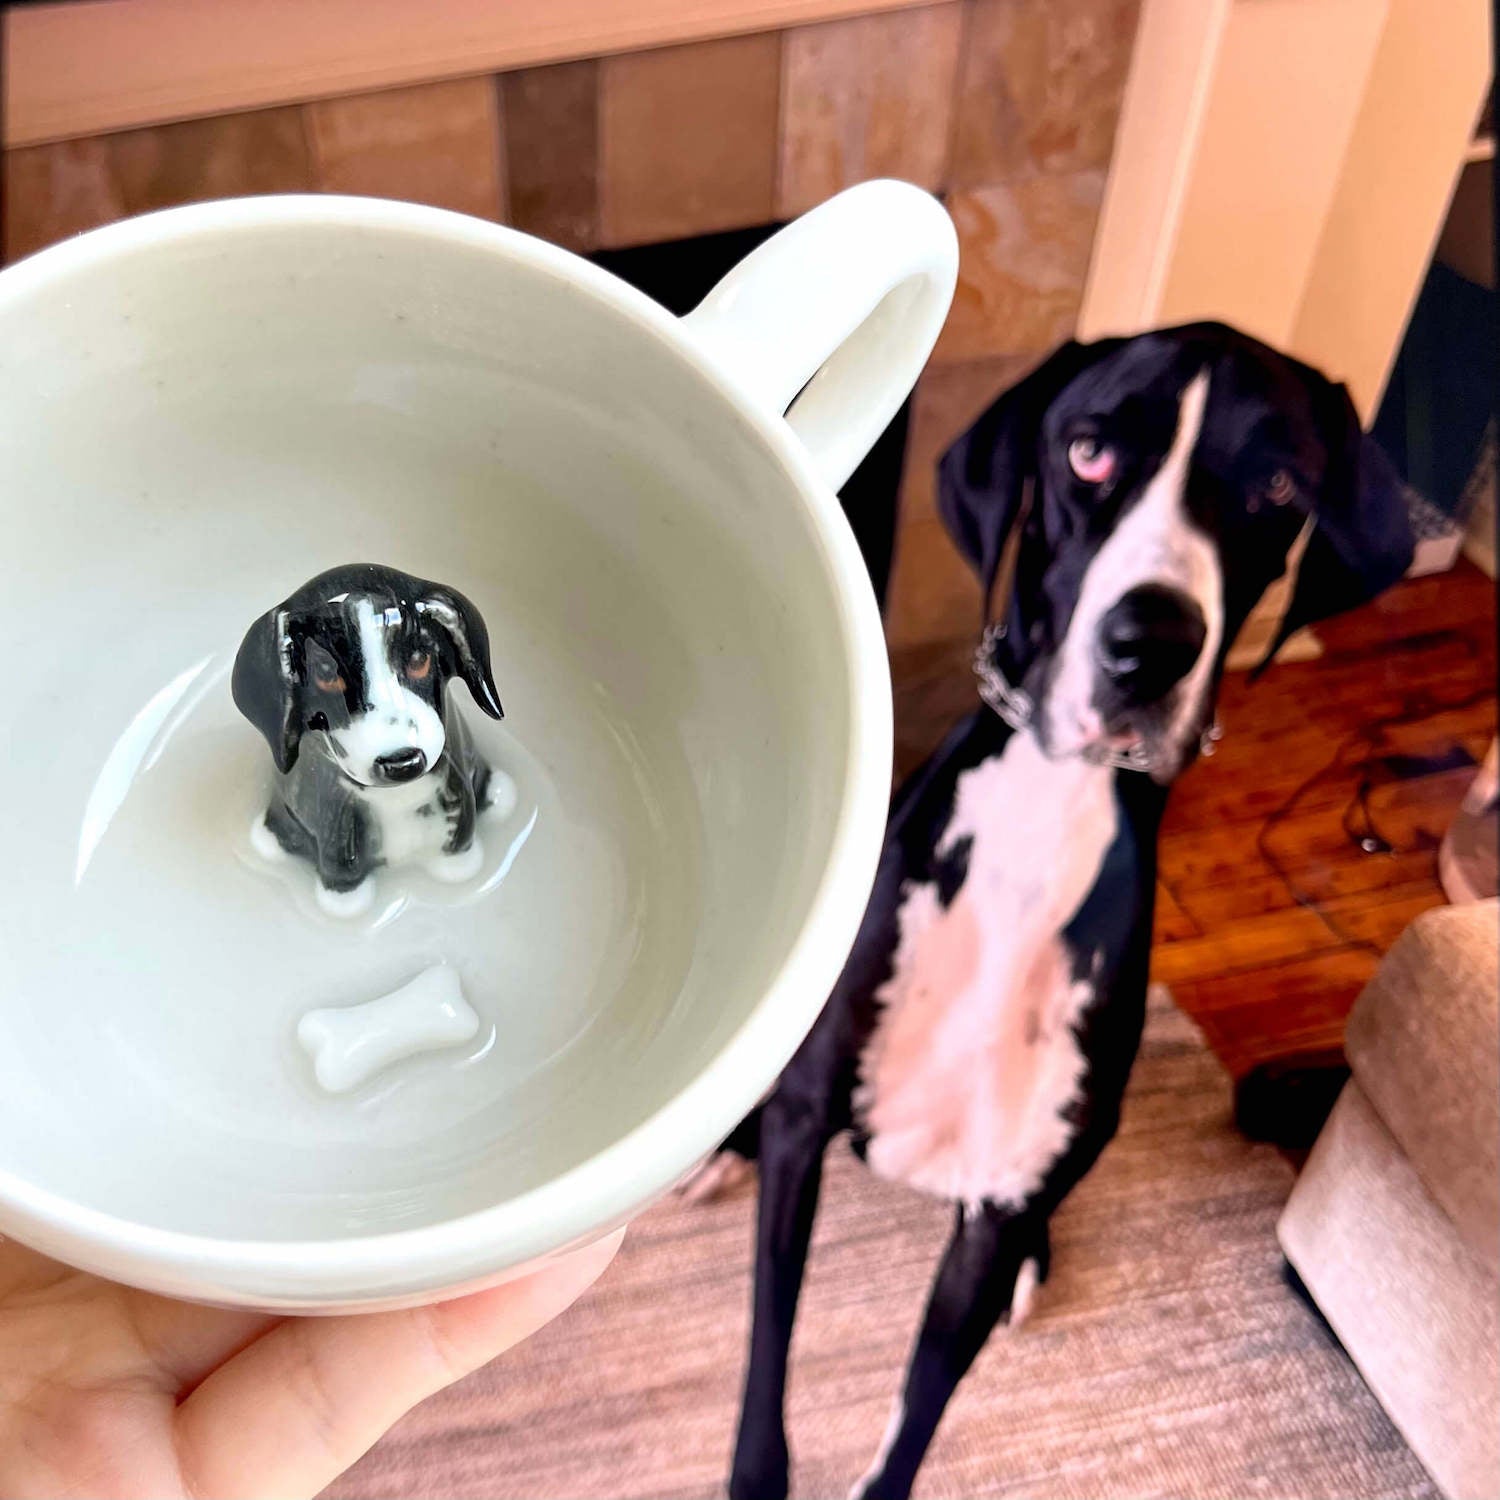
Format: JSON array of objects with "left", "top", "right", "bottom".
[
  {"left": 232, "top": 606, "right": 303, "bottom": 773},
  {"left": 417, "top": 587, "right": 504, "bottom": 719},
  {"left": 937, "top": 339, "right": 1110, "bottom": 617},
  {"left": 1258, "top": 380, "right": 1413, "bottom": 669}
]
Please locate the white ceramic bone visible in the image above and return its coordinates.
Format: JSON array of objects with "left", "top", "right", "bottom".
[{"left": 298, "top": 966, "right": 480, "bottom": 1093}]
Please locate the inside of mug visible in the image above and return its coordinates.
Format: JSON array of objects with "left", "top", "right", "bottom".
[{"left": 0, "top": 208, "right": 855, "bottom": 1241}]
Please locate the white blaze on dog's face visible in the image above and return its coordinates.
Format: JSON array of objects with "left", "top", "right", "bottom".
[
  {"left": 1040, "top": 370, "right": 1222, "bottom": 778},
  {"left": 323, "top": 599, "right": 446, "bottom": 787}
]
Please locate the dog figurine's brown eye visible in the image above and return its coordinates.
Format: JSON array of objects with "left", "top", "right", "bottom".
[
  {"left": 406, "top": 649, "right": 432, "bottom": 681},
  {"left": 308, "top": 646, "right": 345, "bottom": 694},
  {"left": 1266, "top": 469, "right": 1296, "bottom": 505},
  {"left": 1067, "top": 435, "right": 1117, "bottom": 485}
]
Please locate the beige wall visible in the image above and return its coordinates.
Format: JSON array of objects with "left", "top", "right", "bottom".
[
  {"left": 1293, "top": 2, "right": 1493, "bottom": 417},
  {"left": 1082, "top": 0, "right": 1491, "bottom": 421}
]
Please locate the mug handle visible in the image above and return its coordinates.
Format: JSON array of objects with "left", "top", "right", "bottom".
[{"left": 680, "top": 180, "right": 958, "bottom": 492}]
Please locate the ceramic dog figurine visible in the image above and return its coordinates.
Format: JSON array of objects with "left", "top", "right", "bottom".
[
  {"left": 694, "top": 324, "right": 1415, "bottom": 1500},
  {"left": 233, "top": 563, "right": 504, "bottom": 916}
]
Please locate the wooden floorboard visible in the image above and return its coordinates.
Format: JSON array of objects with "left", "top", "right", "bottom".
[{"left": 890, "top": 560, "right": 1497, "bottom": 1078}]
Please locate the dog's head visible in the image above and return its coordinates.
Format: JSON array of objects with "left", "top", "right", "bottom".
[
  {"left": 232, "top": 563, "right": 504, "bottom": 785},
  {"left": 939, "top": 324, "right": 1412, "bottom": 781}
]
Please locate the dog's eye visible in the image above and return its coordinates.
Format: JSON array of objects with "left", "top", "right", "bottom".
[
  {"left": 1067, "top": 435, "right": 1117, "bottom": 486},
  {"left": 405, "top": 649, "right": 432, "bottom": 681},
  {"left": 313, "top": 668, "right": 345, "bottom": 693},
  {"left": 1266, "top": 469, "right": 1297, "bottom": 505}
]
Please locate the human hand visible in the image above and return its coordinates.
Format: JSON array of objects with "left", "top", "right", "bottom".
[{"left": 0, "top": 1228, "right": 622, "bottom": 1499}]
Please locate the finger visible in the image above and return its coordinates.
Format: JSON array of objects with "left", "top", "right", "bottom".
[
  {"left": 175, "top": 1229, "right": 623, "bottom": 1500},
  {"left": 124, "top": 1293, "right": 283, "bottom": 1392},
  {"left": 0, "top": 1238, "right": 279, "bottom": 1394},
  {"left": 0, "top": 1236, "right": 72, "bottom": 1299}
]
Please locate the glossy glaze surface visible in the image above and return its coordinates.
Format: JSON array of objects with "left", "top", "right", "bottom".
[{"left": 0, "top": 186, "right": 953, "bottom": 1307}]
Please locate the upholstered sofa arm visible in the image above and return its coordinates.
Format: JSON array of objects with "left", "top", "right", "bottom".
[{"left": 1343, "top": 899, "right": 1499, "bottom": 1269}]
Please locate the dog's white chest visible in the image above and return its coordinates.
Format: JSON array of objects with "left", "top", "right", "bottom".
[
  {"left": 857, "top": 732, "right": 1117, "bottom": 1208},
  {"left": 366, "top": 774, "right": 450, "bottom": 866}
]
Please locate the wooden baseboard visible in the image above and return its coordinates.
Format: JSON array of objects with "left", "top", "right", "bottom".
[
  {"left": 1224, "top": 624, "right": 1323, "bottom": 674},
  {"left": 1463, "top": 521, "right": 1496, "bottom": 580},
  {"left": 3, "top": 0, "right": 934, "bottom": 147},
  {"left": 1460, "top": 426, "right": 1496, "bottom": 579}
]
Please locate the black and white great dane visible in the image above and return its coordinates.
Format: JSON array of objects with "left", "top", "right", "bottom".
[{"left": 692, "top": 324, "right": 1414, "bottom": 1500}]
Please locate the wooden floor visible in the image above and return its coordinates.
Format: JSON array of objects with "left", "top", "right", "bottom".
[
  {"left": 890, "top": 560, "right": 1496, "bottom": 1078},
  {"left": 334, "top": 993, "right": 1433, "bottom": 1500}
]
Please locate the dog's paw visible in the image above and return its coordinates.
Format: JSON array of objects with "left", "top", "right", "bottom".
[
  {"left": 728, "top": 1433, "right": 789, "bottom": 1500},
  {"left": 849, "top": 1399, "right": 910, "bottom": 1500},
  {"left": 483, "top": 769, "right": 518, "bottom": 821},
  {"left": 316, "top": 878, "right": 375, "bottom": 918},
  {"left": 427, "top": 840, "right": 484, "bottom": 884},
  {"left": 1009, "top": 1254, "right": 1042, "bottom": 1328},
  {"left": 249, "top": 816, "right": 289, "bottom": 863},
  {"left": 676, "top": 1151, "right": 756, "bottom": 1204},
  {"left": 850, "top": 1471, "right": 908, "bottom": 1500}
]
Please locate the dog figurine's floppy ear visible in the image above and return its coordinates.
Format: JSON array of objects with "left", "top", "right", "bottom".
[
  {"left": 937, "top": 339, "right": 1116, "bottom": 618},
  {"left": 1257, "top": 380, "right": 1414, "bottom": 670},
  {"left": 232, "top": 606, "right": 303, "bottom": 773},
  {"left": 417, "top": 587, "right": 505, "bottom": 720}
]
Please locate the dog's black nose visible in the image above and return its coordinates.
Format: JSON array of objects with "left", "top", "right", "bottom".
[
  {"left": 1097, "top": 585, "right": 1207, "bottom": 702},
  {"left": 375, "top": 748, "right": 428, "bottom": 783}
]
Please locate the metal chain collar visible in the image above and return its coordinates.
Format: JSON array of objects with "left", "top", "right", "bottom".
[{"left": 971, "top": 623, "right": 1223, "bottom": 775}]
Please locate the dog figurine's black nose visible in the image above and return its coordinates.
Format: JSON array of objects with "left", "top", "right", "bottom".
[
  {"left": 374, "top": 747, "right": 428, "bottom": 783},
  {"left": 1097, "top": 585, "right": 1207, "bottom": 702}
]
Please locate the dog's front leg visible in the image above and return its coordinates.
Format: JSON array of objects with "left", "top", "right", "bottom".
[
  {"left": 730, "top": 1093, "right": 831, "bottom": 1500},
  {"left": 852, "top": 1203, "right": 1049, "bottom": 1500},
  {"left": 422, "top": 759, "right": 486, "bottom": 885},
  {"left": 315, "top": 801, "right": 375, "bottom": 917},
  {"left": 442, "top": 758, "right": 478, "bottom": 855}
]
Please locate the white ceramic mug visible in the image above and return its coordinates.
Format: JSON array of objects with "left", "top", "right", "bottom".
[{"left": 0, "top": 181, "right": 956, "bottom": 1310}]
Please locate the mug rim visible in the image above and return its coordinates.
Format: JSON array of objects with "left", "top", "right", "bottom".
[{"left": 0, "top": 194, "right": 893, "bottom": 1307}]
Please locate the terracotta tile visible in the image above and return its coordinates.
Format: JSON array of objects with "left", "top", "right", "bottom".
[
  {"left": 898, "top": 354, "right": 1036, "bottom": 523},
  {"left": 951, "top": 0, "right": 1141, "bottom": 187},
  {"left": 886, "top": 348, "right": 1071, "bottom": 654},
  {"left": 306, "top": 78, "right": 503, "bottom": 221},
  {"left": 501, "top": 60, "right": 599, "bottom": 251},
  {"left": 885, "top": 513, "right": 980, "bottom": 652},
  {"left": 936, "top": 172, "right": 1104, "bottom": 361},
  {"left": 885, "top": 355, "right": 1034, "bottom": 650},
  {"left": 778, "top": 3, "right": 963, "bottom": 218},
  {"left": 2, "top": 138, "right": 123, "bottom": 262},
  {"left": 108, "top": 107, "right": 313, "bottom": 217},
  {"left": 891, "top": 633, "right": 977, "bottom": 776},
  {"left": 599, "top": 34, "right": 779, "bottom": 247}
]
